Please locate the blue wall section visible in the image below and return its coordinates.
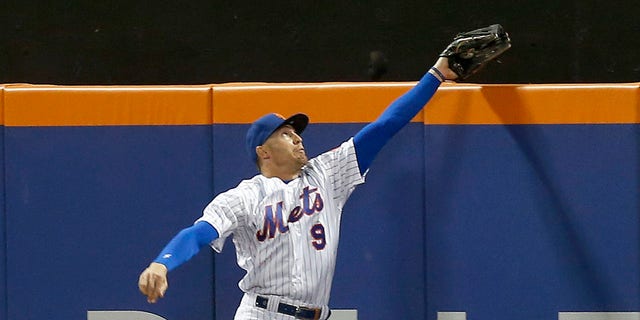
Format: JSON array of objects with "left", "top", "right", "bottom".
[
  {"left": 424, "top": 124, "right": 639, "bottom": 319},
  {"left": 0, "top": 126, "right": 5, "bottom": 320},
  {"left": 331, "top": 124, "right": 427, "bottom": 319},
  {"left": 4, "top": 125, "right": 215, "bottom": 320},
  {"left": 210, "top": 124, "right": 255, "bottom": 320},
  {"left": 0, "top": 122, "right": 637, "bottom": 320}
]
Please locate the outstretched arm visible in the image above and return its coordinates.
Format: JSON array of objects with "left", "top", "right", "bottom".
[
  {"left": 138, "top": 221, "right": 219, "bottom": 303},
  {"left": 354, "top": 58, "right": 457, "bottom": 174}
]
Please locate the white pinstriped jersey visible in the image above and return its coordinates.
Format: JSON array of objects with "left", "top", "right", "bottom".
[{"left": 196, "top": 138, "right": 364, "bottom": 309}]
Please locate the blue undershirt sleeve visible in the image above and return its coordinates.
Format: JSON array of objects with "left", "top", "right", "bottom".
[
  {"left": 153, "top": 221, "right": 219, "bottom": 271},
  {"left": 354, "top": 71, "right": 442, "bottom": 175}
]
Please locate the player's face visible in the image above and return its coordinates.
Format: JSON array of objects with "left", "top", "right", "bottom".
[{"left": 262, "top": 125, "right": 308, "bottom": 168}]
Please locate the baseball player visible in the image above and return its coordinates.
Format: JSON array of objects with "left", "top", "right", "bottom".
[{"left": 138, "top": 57, "right": 456, "bottom": 319}]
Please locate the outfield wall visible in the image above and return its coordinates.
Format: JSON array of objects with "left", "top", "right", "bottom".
[{"left": 0, "top": 82, "right": 638, "bottom": 320}]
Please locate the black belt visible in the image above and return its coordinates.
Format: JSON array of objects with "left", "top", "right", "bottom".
[{"left": 255, "top": 295, "right": 321, "bottom": 320}]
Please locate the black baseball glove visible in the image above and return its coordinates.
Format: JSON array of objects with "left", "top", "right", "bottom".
[{"left": 440, "top": 24, "right": 511, "bottom": 81}]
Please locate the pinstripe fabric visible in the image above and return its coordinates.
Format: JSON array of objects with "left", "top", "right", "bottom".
[{"left": 197, "top": 138, "right": 364, "bottom": 319}]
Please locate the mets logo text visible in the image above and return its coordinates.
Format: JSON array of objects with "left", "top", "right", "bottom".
[{"left": 256, "top": 186, "right": 324, "bottom": 241}]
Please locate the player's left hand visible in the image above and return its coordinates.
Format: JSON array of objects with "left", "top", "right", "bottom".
[
  {"left": 138, "top": 262, "right": 168, "bottom": 303},
  {"left": 432, "top": 57, "right": 459, "bottom": 81}
]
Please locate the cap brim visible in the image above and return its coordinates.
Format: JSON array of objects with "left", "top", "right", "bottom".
[{"left": 279, "top": 113, "right": 309, "bottom": 135}]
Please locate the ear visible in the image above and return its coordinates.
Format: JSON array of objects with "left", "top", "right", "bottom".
[{"left": 256, "top": 145, "right": 270, "bottom": 160}]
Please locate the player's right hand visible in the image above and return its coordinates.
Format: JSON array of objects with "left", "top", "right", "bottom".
[{"left": 138, "top": 262, "right": 169, "bottom": 303}]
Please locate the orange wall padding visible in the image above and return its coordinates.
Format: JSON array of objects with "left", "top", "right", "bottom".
[
  {"left": 212, "top": 82, "right": 420, "bottom": 124},
  {"left": 2, "top": 82, "right": 639, "bottom": 126},
  {"left": 0, "top": 86, "right": 4, "bottom": 125},
  {"left": 427, "top": 83, "right": 640, "bottom": 124},
  {"left": 3, "top": 84, "right": 212, "bottom": 127}
]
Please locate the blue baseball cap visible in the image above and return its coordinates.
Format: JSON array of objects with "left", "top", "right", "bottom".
[{"left": 245, "top": 113, "right": 309, "bottom": 162}]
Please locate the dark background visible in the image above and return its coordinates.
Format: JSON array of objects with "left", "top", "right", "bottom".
[{"left": 2, "top": 1, "right": 639, "bottom": 85}]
